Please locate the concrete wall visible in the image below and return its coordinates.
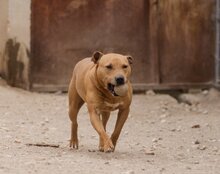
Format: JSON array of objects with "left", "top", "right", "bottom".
[
  {"left": 0, "top": 0, "right": 9, "bottom": 74},
  {"left": 8, "top": 0, "right": 31, "bottom": 48},
  {"left": 0, "top": 0, "right": 31, "bottom": 89}
]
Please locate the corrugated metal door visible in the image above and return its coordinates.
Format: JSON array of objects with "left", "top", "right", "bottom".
[
  {"left": 31, "top": 0, "right": 156, "bottom": 90},
  {"left": 31, "top": 0, "right": 215, "bottom": 91},
  {"left": 216, "top": 0, "right": 220, "bottom": 85},
  {"left": 156, "top": 0, "right": 215, "bottom": 87}
]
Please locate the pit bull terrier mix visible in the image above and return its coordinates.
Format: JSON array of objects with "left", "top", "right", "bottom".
[{"left": 68, "top": 51, "right": 133, "bottom": 152}]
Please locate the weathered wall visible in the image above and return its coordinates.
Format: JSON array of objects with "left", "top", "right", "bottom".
[
  {"left": 31, "top": 0, "right": 152, "bottom": 89},
  {"left": 0, "top": 0, "right": 9, "bottom": 75},
  {"left": 8, "top": 0, "right": 31, "bottom": 48},
  {"left": 0, "top": 0, "right": 31, "bottom": 89},
  {"left": 156, "top": 0, "right": 215, "bottom": 84}
]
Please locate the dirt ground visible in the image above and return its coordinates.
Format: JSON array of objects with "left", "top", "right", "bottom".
[{"left": 0, "top": 79, "right": 220, "bottom": 174}]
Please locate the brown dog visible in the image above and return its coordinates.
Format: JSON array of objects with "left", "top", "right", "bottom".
[{"left": 68, "top": 51, "right": 133, "bottom": 152}]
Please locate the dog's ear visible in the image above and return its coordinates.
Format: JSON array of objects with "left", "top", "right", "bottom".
[
  {"left": 127, "top": 56, "right": 133, "bottom": 65},
  {"left": 92, "top": 51, "right": 103, "bottom": 64}
]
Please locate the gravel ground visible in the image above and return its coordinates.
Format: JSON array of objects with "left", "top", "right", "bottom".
[{"left": 0, "top": 79, "right": 220, "bottom": 174}]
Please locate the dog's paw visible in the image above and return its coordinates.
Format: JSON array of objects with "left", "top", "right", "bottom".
[
  {"left": 69, "top": 138, "right": 78, "bottom": 149},
  {"left": 99, "top": 139, "right": 114, "bottom": 153}
]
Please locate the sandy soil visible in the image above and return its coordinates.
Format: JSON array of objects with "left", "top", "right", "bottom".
[{"left": 0, "top": 79, "right": 220, "bottom": 174}]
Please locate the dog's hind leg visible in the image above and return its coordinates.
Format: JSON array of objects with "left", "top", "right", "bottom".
[{"left": 68, "top": 78, "right": 84, "bottom": 149}]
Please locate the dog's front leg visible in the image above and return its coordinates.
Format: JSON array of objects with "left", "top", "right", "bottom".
[
  {"left": 87, "top": 105, "right": 114, "bottom": 152},
  {"left": 111, "top": 108, "right": 129, "bottom": 151}
]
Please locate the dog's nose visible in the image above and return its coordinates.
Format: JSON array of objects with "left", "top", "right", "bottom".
[{"left": 115, "top": 76, "right": 125, "bottom": 85}]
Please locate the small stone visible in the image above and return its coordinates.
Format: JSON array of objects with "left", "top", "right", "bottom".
[
  {"left": 104, "top": 161, "right": 110, "bottom": 165},
  {"left": 160, "top": 119, "right": 166, "bottom": 123},
  {"left": 145, "top": 90, "right": 156, "bottom": 96},
  {"left": 14, "top": 139, "right": 21, "bottom": 144},
  {"left": 44, "top": 118, "right": 49, "bottom": 123},
  {"left": 171, "top": 128, "right": 176, "bottom": 132},
  {"left": 178, "top": 94, "right": 200, "bottom": 105},
  {"left": 152, "top": 138, "right": 158, "bottom": 143},
  {"left": 212, "top": 147, "right": 218, "bottom": 152},
  {"left": 186, "top": 166, "right": 192, "bottom": 170},
  {"left": 193, "top": 140, "right": 200, "bottom": 144},
  {"left": 176, "top": 128, "right": 182, "bottom": 132},
  {"left": 88, "top": 149, "right": 96, "bottom": 152},
  {"left": 205, "top": 123, "right": 210, "bottom": 127},
  {"left": 202, "top": 90, "right": 209, "bottom": 95},
  {"left": 160, "top": 114, "right": 168, "bottom": 118},
  {"left": 197, "top": 145, "right": 207, "bottom": 150},
  {"left": 160, "top": 168, "right": 166, "bottom": 172},
  {"left": 194, "top": 161, "right": 199, "bottom": 164},
  {"left": 202, "top": 110, "right": 208, "bottom": 115},
  {"left": 55, "top": 91, "right": 62, "bottom": 95},
  {"left": 145, "top": 151, "right": 155, "bottom": 155},
  {"left": 123, "top": 170, "right": 135, "bottom": 174},
  {"left": 1, "top": 127, "right": 9, "bottom": 132},
  {"left": 91, "top": 135, "right": 97, "bottom": 139},
  {"left": 208, "top": 138, "right": 217, "bottom": 142},
  {"left": 124, "top": 131, "right": 129, "bottom": 135},
  {"left": 191, "top": 124, "right": 200, "bottom": 128}
]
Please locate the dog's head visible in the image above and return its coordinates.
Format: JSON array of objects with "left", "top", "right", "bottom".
[{"left": 92, "top": 51, "right": 133, "bottom": 96}]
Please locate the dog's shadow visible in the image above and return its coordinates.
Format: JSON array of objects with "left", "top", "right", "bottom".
[{"left": 68, "top": 144, "right": 144, "bottom": 161}]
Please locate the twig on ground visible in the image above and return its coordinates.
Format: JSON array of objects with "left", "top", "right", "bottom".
[{"left": 26, "top": 143, "right": 60, "bottom": 148}]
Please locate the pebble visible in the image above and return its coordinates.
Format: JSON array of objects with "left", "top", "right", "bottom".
[
  {"left": 145, "top": 151, "right": 155, "bottom": 155},
  {"left": 194, "top": 161, "right": 200, "bottom": 164},
  {"left": 197, "top": 145, "right": 207, "bottom": 150},
  {"left": 178, "top": 94, "right": 200, "bottom": 105},
  {"left": 124, "top": 131, "right": 129, "bottom": 135},
  {"left": 202, "top": 110, "right": 208, "bottom": 115},
  {"left": 0, "top": 127, "right": 9, "bottom": 132},
  {"left": 123, "top": 170, "right": 135, "bottom": 174},
  {"left": 14, "top": 139, "right": 21, "bottom": 144},
  {"left": 208, "top": 138, "right": 217, "bottom": 142},
  {"left": 145, "top": 90, "right": 156, "bottom": 96},
  {"left": 193, "top": 140, "right": 200, "bottom": 144},
  {"left": 212, "top": 147, "right": 218, "bottom": 152},
  {"left": 160, "top": 168, "right": 166, "bottom": 173},
  {"left": 202, "top": 90, "right": 209, "bottom": 95},
  {"left": 171, "top": 128, "right": 176, "bottom": 132},
  {"left": 44, "top": 118, "right": 49, "bottom": 123},
  {"left": 160, "top": 119, "right": 166, "bottom": 123},
  {"left": 160, "top": 114, "right": 168, "bottom": 118},
  {"left": 191, "top": 124, "right": 200, "bottom": 128},
  {"left": 91, "top": 135, "right": 97, "bottom": 139},
  {"left": 152, "top": 138, "right": 158, "bottom": 143},
  {"left": 186, "top": 166, "right": 192, "bottom": 170}
]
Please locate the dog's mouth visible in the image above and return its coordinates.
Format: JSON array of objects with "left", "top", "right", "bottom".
[{"left": 107, "top": 83, "right": 119, "bottom": 96}]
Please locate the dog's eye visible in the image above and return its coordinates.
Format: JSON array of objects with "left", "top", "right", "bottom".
[
  {"left": 122, "top": 65, "right": 128, "bottom": 69},
  {"left": 106, "top": 64, "right": 113, "bottom": 70}
]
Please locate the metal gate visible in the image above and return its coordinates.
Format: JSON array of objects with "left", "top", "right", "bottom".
[
  {"left": 31, "top": 0, "right": 216, "bottom": 91},
  {"left": 216, "top": 0, "right": 220, "bottom": 85}
]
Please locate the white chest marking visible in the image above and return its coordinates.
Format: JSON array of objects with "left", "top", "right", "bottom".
[{"left": 104, "top": 101, "right": 123, "bottom": 109}]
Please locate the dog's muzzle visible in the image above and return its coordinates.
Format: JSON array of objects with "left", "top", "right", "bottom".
[
  {"left": 107, "top": 76, "right": 125, "bottom": 96},
  {"left": 107, "top": 83, "right": 118, "bottom": 96}
]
